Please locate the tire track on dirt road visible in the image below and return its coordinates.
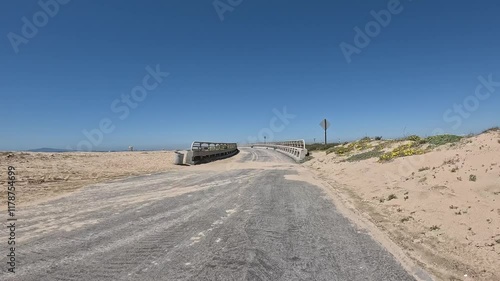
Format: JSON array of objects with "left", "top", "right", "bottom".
[{"left": 0, "top": 148, "right": 427, "bottom": 281}]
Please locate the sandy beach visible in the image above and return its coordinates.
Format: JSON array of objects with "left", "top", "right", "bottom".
[{"left": 0, "top": 151, "right": 179, "bottom": 205}]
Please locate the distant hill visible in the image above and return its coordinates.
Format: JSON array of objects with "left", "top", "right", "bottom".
[{"left": 27, "top": 148, "right": 73, "bottom": 152}]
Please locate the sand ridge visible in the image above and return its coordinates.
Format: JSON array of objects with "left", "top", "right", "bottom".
[{"left": 304, "top": 131, "right": 500, "bottom": 280}]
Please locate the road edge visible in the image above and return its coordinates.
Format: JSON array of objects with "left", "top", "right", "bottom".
[{"left": 298, "top": 166, "right": 435, "bottom": 281}]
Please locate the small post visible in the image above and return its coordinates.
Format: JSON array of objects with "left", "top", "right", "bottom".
[{"left": 324, "top": 119, "right": 327, "bottom": 144}]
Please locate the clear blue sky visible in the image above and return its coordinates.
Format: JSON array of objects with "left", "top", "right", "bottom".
[{"left": 1, "top": 0, "right": 499, "bottom": 151}]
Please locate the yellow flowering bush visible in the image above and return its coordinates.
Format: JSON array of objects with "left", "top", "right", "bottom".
[
  {"left": 379, "top": 143, "right": 426, "bottom": 161},
  {"left": 326, "top": 139, "right": 372, "bottom": 155}
]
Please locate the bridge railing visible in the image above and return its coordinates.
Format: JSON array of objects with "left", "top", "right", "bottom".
[
  {"left": 251, "top": 140, "right": 308, "bottom": 162},
  {"left": 185, "top": 141, "right": 238, "bottom": 164}
]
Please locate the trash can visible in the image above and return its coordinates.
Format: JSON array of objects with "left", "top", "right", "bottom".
[{"left": 173, "top": 152, "right": 184, "bottom": 165}]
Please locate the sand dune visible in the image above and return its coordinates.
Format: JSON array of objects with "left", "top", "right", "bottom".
[{"left": 305, "top": 130, "right": 500, "bottom": 280}]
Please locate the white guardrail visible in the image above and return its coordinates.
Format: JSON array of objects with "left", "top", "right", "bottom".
[
  {"left": 251, "top": 140, "right": 308, "bottom": 162},
  {"left": 184, "top": 141, "right": 238, "bottom": 164}
]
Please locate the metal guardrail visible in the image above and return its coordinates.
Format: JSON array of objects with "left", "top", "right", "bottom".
[
  {"left": 251, "top": 140, "right": 308, "bottom": 162},
  {"left": 191, "top": 142, "right": 237, "bottom": 151},
  {"left": 186, "top": 141, "right": 238, "bottom": 164}
]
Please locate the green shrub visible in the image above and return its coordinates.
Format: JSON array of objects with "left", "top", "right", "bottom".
[
  {"left": 425, "top": 135, "right": 462, "bottom": 146},
  {"left": 417, "top": 138, "right": 428, "bottom": 145},
  {"left": 344, "top": 150, "right": 383, "bottom": 162},
  {"left": 406, "top": 135, "right": 421, "bottom": 142},
  {"left": 306, "top": 143, "right": 341, "bottom": 151}
]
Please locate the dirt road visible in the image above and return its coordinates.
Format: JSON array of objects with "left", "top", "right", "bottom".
[{"left": 1, "top": 148, "right": 426, "bottom": 280}]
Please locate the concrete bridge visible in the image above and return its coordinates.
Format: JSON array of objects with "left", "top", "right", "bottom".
[{"left": 182, "top": 139, "right": 308, "bottom": 165}]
